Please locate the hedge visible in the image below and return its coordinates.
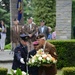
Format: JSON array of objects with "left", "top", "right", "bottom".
[
  {"left": 62, "top": 67, "right": 75, "bottom": 75},
  {"left": 47, "top": 40, "right": 75, "bottom": 69},
  {"left": 0, "top": 67, "right": 8, "bottom": 75}
]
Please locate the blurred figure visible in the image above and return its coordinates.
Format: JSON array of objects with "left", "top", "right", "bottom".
[
  {"left": 11, "top": 18, "right": 22, "bottom": 51},
  {"left": 47, "top": 27, "right": 52, "bottom": 40},
  {"left": 37, "top": 34, "right": 57, "bottom": 75},
  {"left": 0, "top": 20, "right": 6, "bottom": 51},
  {"left": 38, "top": 20, "right": 49, "bottom": 40},
  {"left": 52, "top": 27, "right": 56, "bottom": 40},
  {"left": 22, "top": 17, "right": 37, "bottom": 52},
  {"left": 28, "top": 41, "right": 39, "bottom": 75},
  {"left": 12, "top": 33, "right": 29, "bottom": 72}
]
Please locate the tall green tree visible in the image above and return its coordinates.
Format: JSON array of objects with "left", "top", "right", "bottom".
[
  {"left": 23, "top": 0, "right": 33, "bottom": 23},
  {"left": 32, "top": 0, "right": 56, "bottom": 27}
]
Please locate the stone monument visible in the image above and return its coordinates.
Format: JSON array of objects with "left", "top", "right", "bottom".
[{"left": 56, "top": 0, "right": 72, "bottom": 39}]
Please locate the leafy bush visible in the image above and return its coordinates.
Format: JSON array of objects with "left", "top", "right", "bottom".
[
  {"left": 47, "top": 40, "right": 75, "bottom": 69},
  {"left": 62, "top": 67, "right": 75, "bottom": 75},
  {"left": 0, "top": 67, "right": 8, "bottom": 75},
  {"left": 4, "top": 43, "right": 11, "bottom": 50}
]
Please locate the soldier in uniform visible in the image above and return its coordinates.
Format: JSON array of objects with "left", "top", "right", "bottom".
[
  {"left": 12, "top": 33, "right": 29, "bottom": 72},
  {"left": 10, "top": 18, "right": 22, "bottom": 51},
  {"left": 22, "top": 17, "right": 37, "bottom": 52},
  {"left": 28, "top": 41, "right": 39, "bottom": 75},
  {"left": 37, "top": 34, "right": 57, "bottom": 75}
]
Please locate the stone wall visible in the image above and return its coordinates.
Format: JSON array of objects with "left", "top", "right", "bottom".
[{"left": 56, "top": 0, "right": 72, "bottom": 39}]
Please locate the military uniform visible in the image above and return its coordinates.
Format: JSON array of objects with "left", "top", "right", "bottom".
[
  {"left": 12, "top": 34, "right": 29, "bottom": 72},
  {"left": 28, "top": 50, "right": 39, "bottom": 75},
  {"left": 21, "top": 19, "right": 37, "bottom": 52},
  {"left": 37, "top": 34, "right": 57, "bottom": 75},
  {"left": 28, "top": 41, "right": 39, "bottom": 75}
]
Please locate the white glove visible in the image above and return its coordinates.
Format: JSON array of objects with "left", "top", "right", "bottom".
[{"left": 20, "top": 58, "right": 25, "bottom": 64}]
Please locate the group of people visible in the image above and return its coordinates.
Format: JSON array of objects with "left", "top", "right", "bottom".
[
  {"left": 0, "top": 20, "right": 6, "bottom": 51},
  {"left": 12, "top": 34, "right": 57, "bottom": 75},
  {"left": 11, "top": 17, "right": 57, "bottom": 75},
  {"left": 11, "top": 17, "right": 56, "bottom": 52}
]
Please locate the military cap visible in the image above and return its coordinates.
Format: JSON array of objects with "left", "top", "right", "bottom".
[
  {"left": 37, "top": 34, "right": 45, "bottom": 40},
  {"left": 33, "top": 41, "right": 39, "bottom": 46},
  {"left": 20, "top": 33, "right": 29, "bottom": 41},
  {"left": 28, "top": 17, "right": 33, "bottom": 20},
  {"left": 40, "top": 20, "right": 45, "bottom": 22}
]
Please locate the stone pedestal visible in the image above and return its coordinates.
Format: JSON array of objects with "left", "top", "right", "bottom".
[{"left": 56, "top": 0, "right": 72, "bottom": 39}]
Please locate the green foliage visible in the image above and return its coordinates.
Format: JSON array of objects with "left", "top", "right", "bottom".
[
  {"left": 4, "top": 43, "right": 11, "bottom": 50},
  {"left": 10, "top": 68, "right": 28, "bottom": 75},
  {"left": 11, "top": 68, "right": 22, "bottom": 75},
  {"left": 23, "top": 0, "right": 33, "bottom": 23},
  {"left": 0, "top": 67, "right": 8, "bottom": 75},
  {"left": 62, "top": 67, "right": 75, "bottom": 75},
  {"left": 47, "top": 40, "right": 75, "bottom": 69},
  {"left": 0, "top": 0, "right": 10, "bottom": 44},
  {"left": 32, "top": 0, "right": 56, "bottom": 27}
]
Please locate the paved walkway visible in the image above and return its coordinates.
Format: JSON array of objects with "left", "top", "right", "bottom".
[
  {"left": 0, "top": 50, "right": 14, "bottom": 73},
  {"left": 0, "top": 50, "right": 13, "bottom": 62}
]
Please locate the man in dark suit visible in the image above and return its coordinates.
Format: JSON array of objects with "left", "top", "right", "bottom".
[
  {"left": 12, "top": 33, "right": 29, "bottom": 72},
  {"left": 37, "top": 34, "right": 57, "bottom": 75},
  {"left": 28, "top": 41, "right": 39, "bottom": 75},
  {"left": 38, "top": 20, "right": 49, "bottom": 40}
]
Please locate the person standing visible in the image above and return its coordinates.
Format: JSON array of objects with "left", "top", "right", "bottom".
[
  {"left": 22, "top": 17, "right": 37, "bottom": 52},
  {"left": 0, "top": 20, "right": 6, "bottom": 51},
  {"left": 12, "top": 33, "right": 29, "bottom": 72},
  {"left": 38, "top": 20, "right": 49, "bottom": 40},
  {"left": 11, "top": 18, "right": 22, "bottom": 51},
  {"left": 37, "top": 34, "right": 57, "bottom": 75},
  {"left": 47, "top": 27, "right": 52, "bottom": 40},
  {"left": 52, "top": 31, "right": 56, "bottom": 40},
  {"left": 28, "top": 41, "right": 39, "bottom": 75}
]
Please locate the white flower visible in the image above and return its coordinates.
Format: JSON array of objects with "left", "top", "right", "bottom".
[
  {"left": 47, "top": 57, "right": 50, "bottom": 61},
  {"left": 13, "top": 70, "right": 16, "bottom": 73},
  {"left": 22, "top": 71, "right": 26, "bottom": 75},
  {"left": 42, "top": 54, "right": 47, "bottom": 58},
  {"left": 32, "top": 59, "right": 35, "bottom": 63},
  {"left": 40, "top": 48, "right": 44, "bottom": 51},
  {"left": 38, "top": 57, "right": 42, "bottom": 61},
  {"left": 53, "top": 60, "right": 57, "bottom": 64},
  {"left": 36, "top": 54, "right": 40, "bottom": 57}
]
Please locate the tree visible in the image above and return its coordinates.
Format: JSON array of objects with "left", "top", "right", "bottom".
[
  {"left": 0, "top": 0, "right": 10, "bottom": 44},
  {"left": 32, "top": 0, "right": 56, "bottom": 28},
  {"left": 23, "top": 0, "right": 33, "bottom": 23}
]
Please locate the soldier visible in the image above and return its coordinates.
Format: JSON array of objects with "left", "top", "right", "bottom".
[
  {"left": 28, "top": 41, "right": 39, "bottom": 75},
  {"left": 22, "top": 17, "right": 37, "bottom": 52},
  {"left": 12, "top": 33, "right": 29, "bottom": 72},
  {"left": 10, "top": 18, "right": 22, "bottom": 51},
  {"left": 37, "top": 34, "right": 57, "bottom": 75}
]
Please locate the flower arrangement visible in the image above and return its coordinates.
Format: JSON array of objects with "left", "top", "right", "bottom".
[
  {"left": 10, "top": 68, "right": 29, "bottom": 75},
  {"left": 28, "top": 48, "right": 57, "bottom": 67}
]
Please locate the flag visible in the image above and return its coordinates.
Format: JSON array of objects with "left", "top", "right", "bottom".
[{"left": 17, "top": 0, "right": 22, "bottom": 21}]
